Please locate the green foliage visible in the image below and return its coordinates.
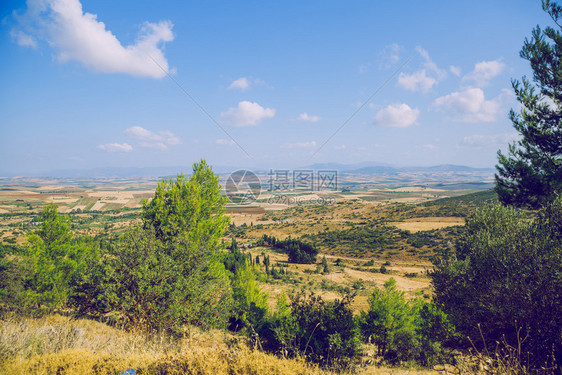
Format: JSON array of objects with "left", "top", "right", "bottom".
[
  {"left": 0, "top": 254, "right": 26, "bottom": 314},
  {"left": 0, "top": 244, "right": 26, "bottom": 312},
  {"left": 142, "top": 159, "right": 229, "bottom": 246},
  {"left": 106, "top": 225, "right": 233, "bottom": 332},
  {"left": 495, "top": 1, "right": 562, "bottom": 208},
  {"left": 358, "top": 278, "right": 456, "bottom": 366},
  {"left": 359, "top": 278, "right": 416, "bottom": 360},
  {"left": 228, "top": 260, "right": 269, "bottom": 333},
  {"left": 321, "top": 256, "right": 330, "bottom": 274},
  {"left": 431, "top": 198, "right": 562, "bottom": 370},
  {"left": 308, "top": 224, "right": 395, "bottom": 255},
  {"left": 262, "top": 235, "right": 318, "bottom": 264},
  {"left": 66, "top": 161, "right": 234, "bottom": 331},
  {"left": 98, "top": 161, "right": 234, "bottom": 331},
  {"left": 288, "top": 292, "right": 359, "bottom": 368},
  {"left": 222, "top": 239, "right": 251, "bottom": 275},
  {"left": 415, "top": 301, "right": 458, "bottom": 367},
  {"left": 23, "top": 203, "right": 89, "bottom": 311},
  {"left": 69, "top": 238, "right": 109, "bottom": 317}
]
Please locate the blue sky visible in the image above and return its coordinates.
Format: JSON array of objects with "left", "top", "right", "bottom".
[{"left": 0, "top": 0, "right": 551, "bottom": 175}]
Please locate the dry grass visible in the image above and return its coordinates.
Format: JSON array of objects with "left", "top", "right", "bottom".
[
  {"left": 0, "top": 314, "right": 325, "bottom": 374},
  {"left": 389, "top": 217, "right": 465, "bottom": 233},
  {"left": 0, "top": 314, "right": 439, "bottom": 375}
]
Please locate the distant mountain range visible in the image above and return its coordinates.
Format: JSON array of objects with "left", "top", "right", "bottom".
[{"left": 27, "top": 162, "right": 495, "bottom": 179}]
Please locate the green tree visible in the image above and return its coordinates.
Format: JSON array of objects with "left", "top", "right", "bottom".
[
  {"left": 105, "top": 160, "right": 233, "bottom": 331},
  {"left": 358, "top": 278, "right": 456, "bottom": 366},
  {"left": 289, "top": 292, "right": 358, "bottom": 368},
  {"left": 431, "top": 199, "right": 562, "bottom": 370},
  {"left": 358, "top": 278, "right": 417, "bottom": 360},
  {"left": 24, "top": 203, "right": 85, "bottom": 311},
  {"left": 495, "top": 0, "right": 562, "bottom": 208},
  {"left": 69, "top": 237, "right": 108, "bottom": 317},
  {"left": 228, "top": 259, "right": 269, "bottom": 333},
  {"left": 0, "top": 250, "right": 26, "bottom": 313},
  {"left": 105, "top": 225, "right": 232, "bottom": 331},
  {"left": 142, "top": 159, "right": 229, "bottom": 247},
  {"left": 322, "top": 255, "right": 330, "bottom": 274}
]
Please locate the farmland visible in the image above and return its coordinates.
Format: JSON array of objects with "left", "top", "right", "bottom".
[{"left": 0, "top": 175, "right": 497, "bottom": 316}]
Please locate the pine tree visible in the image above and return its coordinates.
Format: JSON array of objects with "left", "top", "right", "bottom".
[
  {"left": 108, "top": 160, "right": 233, "bottom": 331},
  {"left": 495, "top": 0, "right": 562, "bottom": 208},
  {"left": 25, "top": 203, "right": 89, "bottom": 310}
]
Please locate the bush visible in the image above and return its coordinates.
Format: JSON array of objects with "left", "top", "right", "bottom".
[
  {"left": 431, "top": 198, "right": 562, "bottom": 370},
  {"left": 287, "top": 292, "right": 359, "bottom": 368},
  {"left": 105, "top": 226, "right": 233, "bottom": 332},
  {"left": 262, "top": 235, "right": 318, "bottom": 264},
  {"left": 83, "top": 161, "right": 235, "bottom": 332},
  {"left": 358, "top": 278, "right": 456, "bottom": 366},
  {"left": 21, "top": 204, "right": 97, "bottom": 313},
  {"left": 0, "top": 255, "right": 26, "bottom": 314},
  {"left": 228, "top": 260, "right": 269, "bottom": 334}
]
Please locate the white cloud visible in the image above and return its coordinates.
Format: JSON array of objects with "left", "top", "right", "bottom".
[
  {"left": 221, "top": 101, "right": 275, "bottom": 126},
  {"left": 124, "top": 126, "right": 181, "bottom": 148},
  {"left": 374, "top": 103, "right": 420, "bottom": 128},
  {"left": 13, "top": 0, "right": 174, "bottom": 78},
  {"left": 397, "top": 47, "right": 446, "bottom": 92},
  {"left": 227, "top": 77, "right": 267, "bottom": 91},
  {"left": 228, "top": 77, "right": 250, "bottom": 91},
  {"left": 423, "top": 144, "right": 437, "bottom": 150},
  {"left": 297, "top": 113, "right": 321, "bottom": 122},
  {"left": 335, "top": 144, "right": 346, "bottom": 150},
  {"left": 378, "top": 43, "right": 403, "bottom": 69},
  {"left": 281, "top": 141, "right": 317, "bottom": 149},
  {"left": 98, "top": 143, "right": 133, "bottom": 152},
  {"left": 449, "top": 65, "right": 461, "bottom": 77},
  {"left": 397, "top": 70, "right": 437, "bottom": 92},
  {"left": 10, "top": 29, "right": 37, "bottom": 48},
  {"left": 458, "top": 133, "right": 520, "bottom": 148},
  {"left": 416, "top": 46, "right": 446, "bottom": 80},
  {"left": 463, "top": 60, "right": 505, "bottom": 87},
  {"left": 216, "top": 139, "right": 235, "bottom": 146},
  {"left": 432, "top": 87, "right": 501, "bottom": 123}
]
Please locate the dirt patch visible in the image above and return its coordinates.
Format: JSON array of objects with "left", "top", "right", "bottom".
[
  {"left": 388, "top": 187, "right": 445, "bottom": 192},
  {"left": 390, "top": 216, "right": 465, "bottom": 232}
]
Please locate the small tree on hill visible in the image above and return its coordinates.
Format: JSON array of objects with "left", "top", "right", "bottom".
[
  {"left": 105, "top": 160, "right": 233, "bottom": 331},
  {"left": 24, "top": 203, "right": 92, "bottom": 311},
  {"left": 142, "top": 159, "right": 229, "bottom": 247}
]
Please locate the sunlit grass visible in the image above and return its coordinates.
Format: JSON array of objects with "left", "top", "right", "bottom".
[{"left": 0, "top": 314, "right": 440, "bottom": 374}]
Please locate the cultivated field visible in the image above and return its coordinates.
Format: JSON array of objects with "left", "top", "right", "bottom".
[{"left": 0, "top": 175, "right": 496, "bottom": 312}]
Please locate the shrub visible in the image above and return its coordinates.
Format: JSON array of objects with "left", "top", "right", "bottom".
[
  {"left": 431, "top": 198, "right": 562, "bottom": 370},
  {"left": 105, "top": 226, "right": 233, "bottom": 332},
  {"left": 22, "top": 204, "right": 97, "bottom": 313},
  {"left": 228, "top": 260, "right": 269, "bottom": 334},
  {"left": 262, "top": 235, "right": 318, "bottom": 264},
  {"left": 358, "top": 278, "right": 456, "bottom": 366},
  {"left": 90, "top": 161, "right": 234, "bottom": 332},
  {"left": 287, "top": 292, "right": 359, "bottom": 368}
]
